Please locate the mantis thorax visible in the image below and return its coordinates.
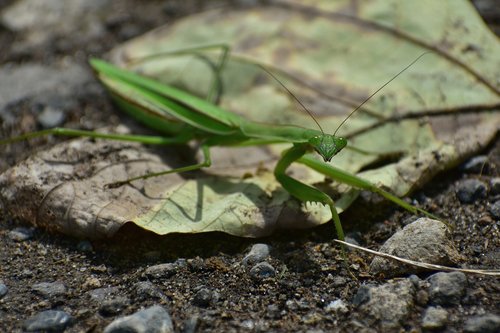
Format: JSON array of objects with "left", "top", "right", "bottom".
[{"left": 309, "top": 135, "right": 347, "bottom": 162}]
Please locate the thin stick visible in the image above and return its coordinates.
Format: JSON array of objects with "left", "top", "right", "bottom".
[{"left": 335, "top": 240, "right": 500, "bottom": 276}]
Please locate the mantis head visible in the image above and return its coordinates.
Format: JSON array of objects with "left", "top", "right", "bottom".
[{"left": 309, "top": 135, "right": 347, "bottom": 162}]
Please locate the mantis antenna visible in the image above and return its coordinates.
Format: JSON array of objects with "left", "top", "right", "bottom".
[
  {"left": 333, "top": 52, "right": 433, "bottom": 136},
  {"left": 258, "top": 52, "right": 432, "bottom": 138},
  {"left": 257, "top": 65, "right": 325, "bottom": 134}
]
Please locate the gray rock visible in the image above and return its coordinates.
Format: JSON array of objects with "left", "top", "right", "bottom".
[
  {"left": 490, "top": 178, "right": 500, "bottom": 195},
  {"left": 464, "top": 314, "right": 500, "bottom": 333},
  {"left": 462, "top": 156, "right": 489, "bottom": 173},
  {"left": 104, "top": 305, "right": 174, "bottom": 333},
  {"left": 456, "top": 179, "right": 488, "bottom": 204},
  {"left": 8, "top": 227, "right": 34, "bottom": 241},
  {"left": 0, "top": 282, "right": 8, "bottom": 298},
  {"left": 88, "top": 286, "right": 120, "bottom": 303},
  {"left": 370, "top": 218, "right": 461, "bottom": 276},
  {"left": 427, "top": 272, "right": 467, "bottom": 306},
  {"left": 0, "top": 62, "right": 92, "bottom": 117},
  {"left": 32, "top": 281, "right": 67, "bottom": 298},
  {"left": 242, "top": 243, "right": 270, "bottom": 266},
  {"left": 99, "top": 296, "right": 130, "bottom": 316},
  {"left": 145, "top": 263, "right": 178, "bottom": 279},
  {"left": 192, "top": 287, "right": 219, "bottom": 307},
  {"left": 249, "top": 262, "right": 276, "bottom": 279},
  {"left": 23, "top": 310, "right": 73, "bottom": 332},
  {"left": 489, "top": 200, "right": 500, "bottom": 219},
  {"left": 134, "top": 281, "right": 165, "bottom": 301},
  {"left": 1, "top": 0, "right": 108, "bottom": 48},
  {"left": 353, "top": 279, "right": 415, "bottom": 331},
  {"left": 421, "top": 306, "right": 448, "bottom": 330}
]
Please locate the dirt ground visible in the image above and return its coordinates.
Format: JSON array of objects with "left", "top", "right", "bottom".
[{"left": 0, "top": 1, "right": 498, "bottom": 332}]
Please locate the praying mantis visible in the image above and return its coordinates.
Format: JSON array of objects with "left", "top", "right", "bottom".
[{"left": 0, "top": 49, "right": 437, "bottom": 244}]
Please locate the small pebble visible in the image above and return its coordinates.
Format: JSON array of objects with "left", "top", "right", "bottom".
[
  {"left": 174, "top": 258, "right": 187, "bottom": 268},
  {"left": 415, "top": 290, "right": 429, "bottom": 306},
  {"left": 344, "top": 234, "right": 360, "bottom": 247},
  {"left": 456, "top": 179, "right": 488, "bottom": 204},
  {"left": 103, "top": 305, "right": 174, "bottom": 333},
  {"left": 427, "top": 272, "right": 467, "bottom": 306},
  {"left": 408, "top": 274, "right": 421, "bottom": 288},
  {"left": 242, "top": 243, "right": 270, "bottom": 266},
  {"left": 325, "top": 299, "right": 349, "bottom": 315},
  {"left": 21, "top": 269, "right": 34, "bottom": 278},
  {"left": 187, "top": 257, "right": 206, "bottom": 271},
  {"left": 0, "top": 282, "right": 8, "bottom": 298},
  {"left": 331, "top": 276, "right": 347, "bottom": 287},
  {"left": 82, "top": 277, "right": 101, "bottom": 289},
  {"left": 32, "top": 281, "right": 67, "bottom": 298},
  {"left": 8, "top": 227, "right": 34, "bottom": 241},
  {"left": 464, "top": 313, "right": 500, "bottom": 333},
  {"left": 285, "top": 299, "right": 298, "bottom": 311},
  {"left": 91, "top": 264, "right": 107, "bottom": 273},
  {"left": 134, "top": 281, "right": 164, "bottom": 300},
  {"left": 266, "top": 304, "right": 281, "bottom": 319},
  {"left": 37, "top": 105, "right": 66, "bottom": 128},
  {"left": 352, "top": 279, "right": 415, "bottom": 331},
  {"left": 249, "top": 262, "right": 276, "bottom": 279},
  {"left": 76, "top": 240, "right": 93, "bottom": 252},
  {"left": 462, "top": 156, "right": 489, "bottom": 174},
  {"left": 422, "top": 306, "right": 448, "bottom": 330},
  {"left": 23, "top": 310, "right": 73, "bottom": 332},
  {"left": 488, "top": 200, "right": 500, "bottom": 220},
  {"left": 145, "top": 263, "right": 178, "bottom": 279},
  {"left": 192, "top": 287, "right": 219, "bottom": 307},
  {"left": 352, "top": 285, "right": 371, "bottom": 307}
]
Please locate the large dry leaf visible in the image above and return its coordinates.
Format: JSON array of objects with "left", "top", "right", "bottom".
[{"left": 1, "top": 0, "right": 499, "bottom": 239}]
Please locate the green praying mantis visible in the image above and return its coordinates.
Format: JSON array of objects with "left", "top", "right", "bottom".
[{"left": 0, "top": 48, "right": 437, "bottom": 244}]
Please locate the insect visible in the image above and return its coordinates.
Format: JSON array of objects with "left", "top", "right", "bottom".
[{"left": 0, "top": 49, "right": 436, "bottom": 244}]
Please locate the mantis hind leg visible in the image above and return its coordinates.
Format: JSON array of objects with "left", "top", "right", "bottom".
[
  {"left": 122, "top": 43, "right": 231, "bottom": 105},
  {"left": 274, "top": 144, "right": 345, "bottom": 242}
]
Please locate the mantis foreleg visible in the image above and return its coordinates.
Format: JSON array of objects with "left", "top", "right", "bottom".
[{"left": 274, "top": 144, "right": 345, "bottom": 242}]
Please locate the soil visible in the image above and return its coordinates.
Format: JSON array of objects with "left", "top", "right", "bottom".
[{"left": 0, "top": 1, "right": 498, "bottom": 332}]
